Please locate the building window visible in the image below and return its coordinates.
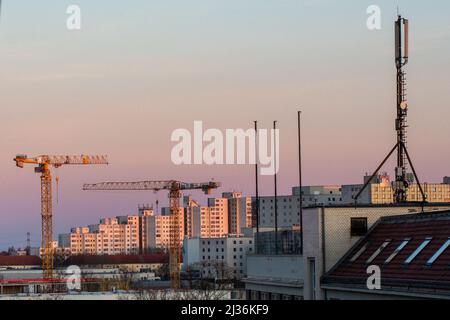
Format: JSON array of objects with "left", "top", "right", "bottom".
[{"left": 350, "top": 217, "right": 368, "bottom": 237}]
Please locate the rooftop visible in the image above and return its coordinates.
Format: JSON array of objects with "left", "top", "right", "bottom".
[
  {"left": 63, "top": 254, "right": 169, "bottom": 266},
  {"left": 0, "top": 256, "right": 41, "bottom": 266},
  {"left": 306, "top": 202, "right": 450, "bottom": 209},
  {"left": 322, "top": 210, "right": 450, "bottom": 296}
]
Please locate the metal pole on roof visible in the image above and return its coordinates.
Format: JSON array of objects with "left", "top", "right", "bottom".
[
  {"left": 254, "top": 121, "right": 260, "bottom": 234},
  {"left": 274, "top": 121, "right": 278, "bottom": 254},
  {"left": 298, "top": 111, "right": 304, "bottom": 255}
]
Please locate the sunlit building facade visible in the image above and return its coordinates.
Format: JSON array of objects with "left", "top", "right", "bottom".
[{"left": 59, "top": 216, "right": 140, "bottom": 255}]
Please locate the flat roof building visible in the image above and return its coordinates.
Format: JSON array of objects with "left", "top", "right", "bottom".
[
  {"left": 342, "top": 174, "right": 450, "bottom": 205},
  {"left": 254, "top": 185, "right": 343, "bottom": 230},
  {"left": 183, "top": 236, "right": 254, "bottom": 280}
]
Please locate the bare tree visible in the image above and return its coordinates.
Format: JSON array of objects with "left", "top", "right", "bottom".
[{"left": 175, "top": 289, "right": 229, "bottom": 300}]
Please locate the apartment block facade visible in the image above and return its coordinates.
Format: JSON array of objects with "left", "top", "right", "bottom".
[
  {"left": 342, "top": 175, "right": 450, "bottom": 204},
  {"left": 59, "top": 216, "right": 141, "bottom": 255},
  {"left": 224, "top": 192, "right": 253, "bottom": 235},
  {"left": 144, "top": 208, "right": 185, "bottom": 249},
  {"left": 184, "top": 192, "right": 252, "bottom": 239},
  {"left": 59, "top": 191, "right": 253, "bottom": 255},
  {"left": 255, "top": 185, "right": 343, "bottom": 229},
  {"left": 183, "top": 236, "right": 254, "bottom": 279}
]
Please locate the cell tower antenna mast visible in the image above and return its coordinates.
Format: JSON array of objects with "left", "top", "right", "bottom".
[
  {"left": 354, "top": 15, "right": 426, "bottom": 205},
  {"left": 393, "top": 14, "right": 412, "bottom": 203}
]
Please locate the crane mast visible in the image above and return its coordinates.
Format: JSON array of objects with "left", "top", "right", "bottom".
[
  {"left": 83, "top": 180, "right": 220, "bottom": 289},
  {"left": 14, "top": 154, "right": 108, "bottom": 279}
]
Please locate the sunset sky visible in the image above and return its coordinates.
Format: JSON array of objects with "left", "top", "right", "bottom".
[{"left": 1, "top": 0, "right": 449, "bottom": 249}]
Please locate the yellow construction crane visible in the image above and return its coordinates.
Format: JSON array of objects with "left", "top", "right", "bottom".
[
  {"left": 82, "top": 180, "right": 220, "bottom": 289},
  {"left": 14, "top": 155, "right": 109, "bottom": 279}
]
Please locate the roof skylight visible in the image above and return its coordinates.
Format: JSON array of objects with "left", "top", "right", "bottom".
[
  {"left": 366, "top": 240, "right": 391, "bottom": 264},
  {"left": 404, "top": 237, "right": 432, "bottom": 265},
  {"left": 384, "top": 238, "right": 411, "bottom": 265},
  {"left": 350, "top": 244, "right": 367, "bottom": 263},
  {"left": 426, "top": 237, "right": 450, "bottom": 266}
]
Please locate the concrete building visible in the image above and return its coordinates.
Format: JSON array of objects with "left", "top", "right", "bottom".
[
  {"left": 243, "top": 204, "right": 450, "bottom": 300},
  {"left": 223, "top": 192, "right": 253, "bottom": 235},
  {"left": 184, "top": 192, "right": 251, "bottom": 239},
  {"left": 244, "top": 255, "right": 303, "bottom": 300},
  {"left": 183, "top": 236, "right": 254, "bottom": 279},
  {"left": 184, "top": 196, "right": 202, "bottom": 239},
  {"left": 0, "top": 254, "right": 168, "bottom": 296},
  {"left": 60, "top": 191, "right": 250, "bottom": 255},
  {"left": 144, "top": 208, "right": 185, "bottom": 249},
  {"left": 0, "top": 256, "right": 41, "bottom": 271},
  {"left": 202, "top": 197, "right": 229, "bottom": 238},
  {"left": 59, "top": 215, "right": 141, "bottom": 255},
  {"left": 37, "top": 241, "right": 60, "bottom": 257},
  {"left": 342, "top": 174, "right": 450, "bottom": 204},
  {"left": 301, "top": 204, "right": 450, "bottom": 300},
  {"left": 254, "top": 185, "right": 342, "bottom": 229},
  {"left": 63, "top": 253, "right": 168, "bottom": 273}
]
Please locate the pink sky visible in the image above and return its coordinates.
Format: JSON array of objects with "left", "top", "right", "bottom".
[{"left": 0, "top": 1, "right": 449, "bottom": 248}]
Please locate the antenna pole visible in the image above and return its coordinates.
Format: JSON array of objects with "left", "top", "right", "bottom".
[
  {"left": 354, "top": 15, "right": 426, "bottom": 206},
  {"left": 254, "top": 121, "right": 259, "bottom": 234},
  {"left": 273, "top": 121, "right": 278, "bottom": 254},
  {"left": 298, "top": 111, "right": 303, "bottom": 255},
  {"left": 26, "top": 232, "right": 31, "bottom": 256},
  {"left": 394, "top": 14, "right": 410, "bottom": 203}
]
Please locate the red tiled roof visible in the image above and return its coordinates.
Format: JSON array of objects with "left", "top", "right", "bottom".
[
  {"left": 323, "top": 211, "right": 450, "bottom": 292},
  {"left": 0, "top": 255, "right": 41, "bottom": 266},
  {"left": 64, "top": 254, "right": 169, "bottom": 266}
]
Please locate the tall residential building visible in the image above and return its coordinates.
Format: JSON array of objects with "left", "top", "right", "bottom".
[
  {"left": 59, "top": 191, "right": 252, "bottom": 255},
  {"left": 59, "top": 216, "right": 140, "bottom": 255},
  {"left": 183, "top": 196, "right": 202, "bottom": 239},
  {"left": 255, "top": 185, "right": 343, "bottom": 229},
  {"left": 144, "top": 208, "right": 185, "bottom": 249},
  {"left": 184, "top": 192, "right": 251, "bottom": 239},
  {"left": 223, "top": 192, "right": 253, "bottom": 235},
  {"left": 202, "top": 197, "right": 229, "bottom": 238}
]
